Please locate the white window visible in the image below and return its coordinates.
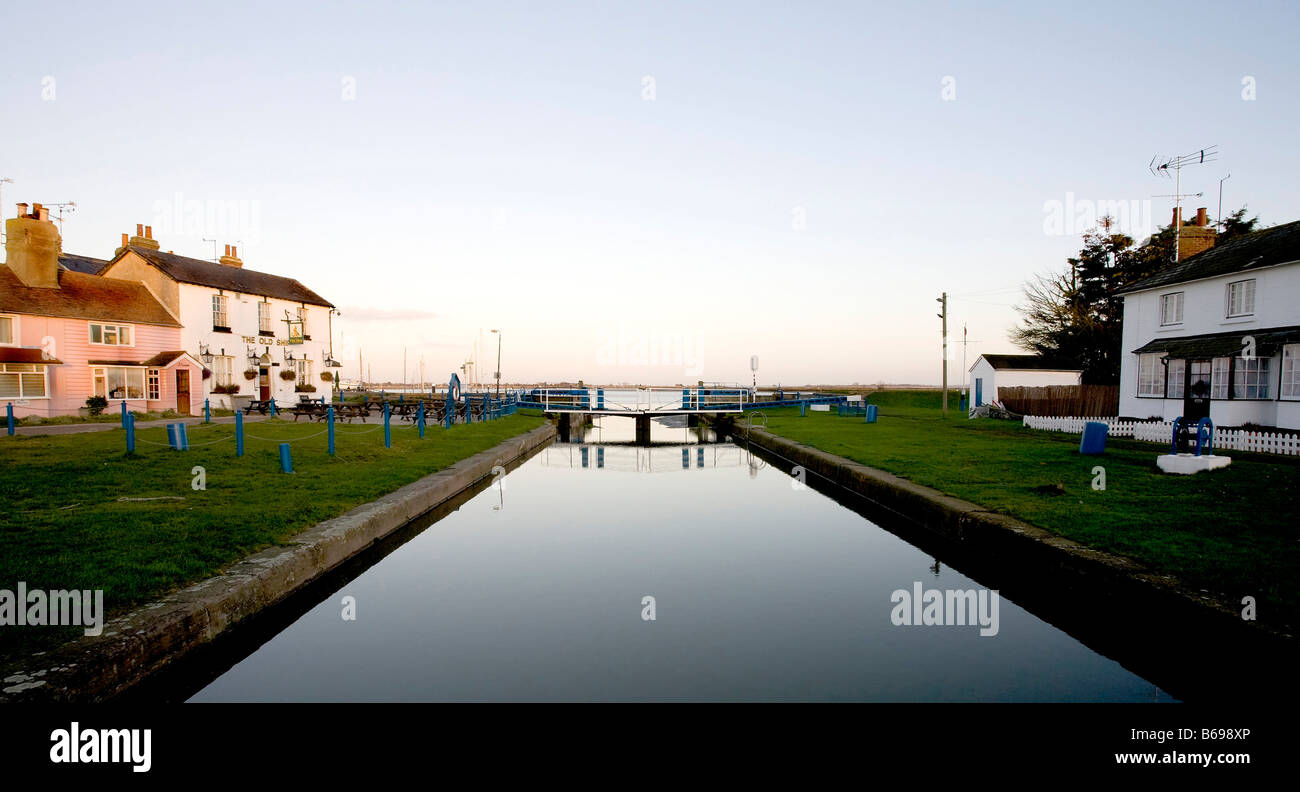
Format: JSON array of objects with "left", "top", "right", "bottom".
[
  {"left": 1165, "top": 358, "right": 1185, "bottom": 399},
  {"left": 212, "top": 294, "right": 229, "bottom": 328},
  {"left": 147, "top": 369, "right": 161, "bottom": 400},
  {"left": 295, "top": 358, "right": 311, "bottom": 383},
  {"left": 92, "top": 367, "right": 146, "bottom": 399},
  {"left": 1226, "top": 279, "right": 1256, "bottom": 317},
  {"left": 1160, "top": 292, "right": 1184, "bottom": 325},
  {"left": 89, "top": 323, "right": 133, "bottom": 346},
  {"left": 1137, "top": 354, "right": 1163, "bottom": 396},
  {"left": 213, "top": 355, "right": 234, "bottom": 386},
  {"left": 1233, "top": 357, "right": 1270, "bottom": 399},
  {"left": 0, "top": 363, "right": 48, "bottom": 398},
  {"left": 1283, "top": 345, "right": 1300, "bottom": 399},
  {"left": 258, "top": 301, "right": 272, "bottom": 334},
  {"left": 0, "top": 315, "right": 15, "bottom": 345},
  {"left": 1211, "top": 357, "right": 1231, "bottom": 399}
]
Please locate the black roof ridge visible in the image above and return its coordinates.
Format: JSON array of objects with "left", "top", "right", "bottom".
[
  {"left": 1120, "top": 219, "right": 1300, "bottom": 294},
  {"left": 112, "top": 245, "right": 334, "bottom": 307}
]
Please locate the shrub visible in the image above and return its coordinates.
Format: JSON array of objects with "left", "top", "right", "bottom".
[
  {"left": 320, "top": 371, "right": 334, "bottom": 382},
  {"left": 295, "top": 384, "right": 318, "bottom": 393},
  {"left": 243, "top": 368, "right": 258, "bottom": 380},
  {"left": 84, "top": 396, "right": 109, "bottom": 416},
  {"left": 213, "top": 383, "right": 241, "bottom": 395},
  {"left": 279, "top": 369, "right": 297, "bottom": 381},
  {"left": 201, "top": 367, "right": 213, "bottom": 380}
]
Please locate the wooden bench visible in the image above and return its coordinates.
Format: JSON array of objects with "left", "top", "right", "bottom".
[{"left": 243, "top": 399, "right": 276, "bottom": 415}]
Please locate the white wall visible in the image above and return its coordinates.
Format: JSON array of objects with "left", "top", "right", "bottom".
[
  {"left": 1119, "top": 260, "right": 1300, "bottom": 427},
  {"left": 178, "top": 285, "right": 334, "bottom": 407},
  {"left": 968, "top": 357, "right": 1081, "bottom": 405}
]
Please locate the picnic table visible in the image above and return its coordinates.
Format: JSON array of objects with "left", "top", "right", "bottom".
[{"left": 243, "top": 399, "right": 277, "bottom": 415}]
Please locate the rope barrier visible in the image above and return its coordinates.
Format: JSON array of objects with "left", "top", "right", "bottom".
[{"left": 243, "top": 429, "right": 330, "bottom": 443}]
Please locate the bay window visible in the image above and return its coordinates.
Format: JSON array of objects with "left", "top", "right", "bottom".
[
  {"left": 92, "top": 366, "right": 146, "bottom": 399},
  {"left": 1211, "top": 358, "right": 1231, "bottom": 399},
  {"left": 1165, "top": 358, "right": 1185, "bottom": 399},
  {"left": 1283, "top": 345, "right": 1300, "bottom": 399},
  {"left": 1137, "top": 354, "right": 1163, "bottom": 397},
  {"left": 1233, "top": 356, "right": 1270, "bottom": 399}
]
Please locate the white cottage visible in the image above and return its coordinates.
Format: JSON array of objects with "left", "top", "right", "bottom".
[
  {"left": 99, "top": 227, "right": 339, "bottom": 408},
  {"left": 1117, "top": 216, "right": 1300, "bottom": 429},
  {"left": 967, "top": 354, "right": 1082, "bottom": 407}
]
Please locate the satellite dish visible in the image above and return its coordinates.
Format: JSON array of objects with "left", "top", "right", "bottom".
[{"left": 750, "top": 355, "right": 759, "bottom": 371}]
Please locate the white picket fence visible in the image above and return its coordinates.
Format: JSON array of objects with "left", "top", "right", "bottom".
[{"left": 1022, "top": 415, "right": 1300, "bottom": 456}]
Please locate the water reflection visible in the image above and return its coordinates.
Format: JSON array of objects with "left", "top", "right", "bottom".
[{"left": 188, "top": 417, "right": 1174, "bottom": 702}]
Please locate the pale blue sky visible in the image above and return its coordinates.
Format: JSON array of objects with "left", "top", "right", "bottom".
[{"left": 3, "top": 0, "right": 1297, "bottom": 385}]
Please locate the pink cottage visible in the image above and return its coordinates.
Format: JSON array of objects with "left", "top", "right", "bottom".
[{"left": 1, "top": 203, "right": 202, "bottom": 419}]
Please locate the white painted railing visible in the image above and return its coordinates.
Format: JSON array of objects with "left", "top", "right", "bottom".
[{"left": 1022, "top": 415, "right": 1300, "bottom": 456}]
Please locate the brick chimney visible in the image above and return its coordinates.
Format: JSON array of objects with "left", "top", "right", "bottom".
[
  {"left": 1175, "top": 206, "right": 1216, "bottom": 261},
  {"left": 4, "top": 202, "right": 62, "bottom": 288},
  {"left": 218, "top": 244, "right": 243, "bottom": 268},
  {"left": 124, "top": 222, "right": 161, "bottom": 251}
]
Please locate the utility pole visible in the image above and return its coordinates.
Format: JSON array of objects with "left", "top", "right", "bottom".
[{"left": 937, "top": 292, "right": 948, "bottom": 416}]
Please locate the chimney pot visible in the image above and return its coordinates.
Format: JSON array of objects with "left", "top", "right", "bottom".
[
  {"left": 1196, "top": 207, "right": 1208, "bottom": 227},
  {"left": 16, "top": 203, "right": 28, "bottom": 217},
  {"left": 144, "top": 225, "right": 152, "bottom": 239},
  {"left": 136, "top": 223, "right": 143, "bottom": 236},
  {"left": 121, "top": 232, "right": 128, "bottom": 246},
  {"left": 1171, "top": 208, "right": 1181, "bottom": 227},
  {"left": 232, "top": 246, "right": 237, "bottom": 258}
]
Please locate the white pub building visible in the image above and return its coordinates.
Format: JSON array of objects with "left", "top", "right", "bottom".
[
  {"left": 1118, "top": 211, "right": 1300, "bottom": 430},
  {"left": 100, "top": 226, "right": 338, "bottom": 407}
]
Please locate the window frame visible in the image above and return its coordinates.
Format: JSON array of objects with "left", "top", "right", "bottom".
[
  {"left": 91, "top": 366, "right": 147, "bottom": 400},
  {"left": 1232, "top": 355, "right": 1271, "bottom": 400},
  {"left": 0, "top": 362, "right": 49, "bottom": 399},
  {"left": 1283, "top": 345, "right": 1300, "bottom": 401},
  {"left": 1226, "top": 279, "right": 1256, "bottom": 318},
  {"left": 0, "top": 314, "right": 17, "bottom": 346},
  {"left": 88, "top": 322, "right": 135, "bottom": 347},
  {"left": 1159, "top": 292, "right": 1184, "bottom": 326},
  {"left": 1211, "top": 357, "right": 1232, "bottom": 399},
  {"left": 212, "top": 294, "right": 230, "bottom": 331},
  {"left": 1136, "top": 353, "right": 1165, "bottom": 398},
  {"left": 1165, "top": 358, "right": 1185, "bottom": 399},
  {"left": 257, "top": 301, "right": 274, "bottom": 335},
  {"left": 147, "top": 368, "right": 161, "bottom": 400}
]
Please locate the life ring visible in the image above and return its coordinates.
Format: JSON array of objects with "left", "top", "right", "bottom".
[{"left": 448, "top": 373, "right": 462, "bottom": 402}]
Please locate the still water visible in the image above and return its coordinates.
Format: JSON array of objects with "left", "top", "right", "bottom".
[{"left": 190, "top": 416, "right": 1172, "bottom": 702}]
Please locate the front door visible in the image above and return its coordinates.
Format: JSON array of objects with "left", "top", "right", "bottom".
[
  {"left": 175, "top": 369, "right": 191, "bottom": 415},
  {"left": 1184, "top": 359, "right": 1211, "bottom": 424},
  {"left": 259, "top": 367, "right": 271, "bottom": 401},
  {"left": 974, "top": 378, "right": 983, "bottom": 407}
]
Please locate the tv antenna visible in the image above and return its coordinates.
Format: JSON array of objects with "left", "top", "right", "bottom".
[
  {"left": 1149, "top": 145, "right": 1218, "bottom": 262},
  {"left": 45, "top": 201, "right": 77, "bottom": 233}
]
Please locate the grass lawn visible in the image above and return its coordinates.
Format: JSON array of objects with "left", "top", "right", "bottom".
[
  {"left": 755, "top": 391, "right": 1300, "bottom": 630},
  {"left": 16, "top": 408, "right": 239, "bottom": 426},
  {"left": 0, "top": 411, "right": 545, "bottom": 660}
]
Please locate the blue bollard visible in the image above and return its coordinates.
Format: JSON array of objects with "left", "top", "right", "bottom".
[
  {"left": 682, "top": 448, "right": 689, "bottom": 468},
  {"left": 167, "top": 423, "right": 179, "bottom": 449},
  {"left": 204, "top": 398, "right": 211, "bottom": 423},
  {"left": 121, "top": 400, "right": 127, "bottom": 427},
  {"left": 383, "top": 402, "right": 391, "bottom": 448},
  {"left": 235, "top": 410, "right": 245, "bottom": 457},
  {"left": 800, "top": 401, "right": 807, "bottom": 417},
  {"left": 6, "top": 403, "right": 12, "bottom": 436},
  {"left": 581, "top": 446, "right": 589, "bottom": 468},
  {"left": 597, "top": 447, "right": 604, "bottom": 468},
  {"left": 698, "top": 447, "right": 704, "bottom": 468},
  {"left": 279, "top": 442, "right": 293, "bottom": 473},
  {"left": 269, "top": 399, "right": 277, "bottom": 417},
  {"left": 417, "top": 401, "right": 425, "bottom": 439},
  {"left": 178, "top": 422, "right": 190, "bottom": 450},
  {"left": 126, "top": 412, "right": 135, "bottom": 453},
  {"left": 327, "top": 406, "right": 335, "bottom": 455}
]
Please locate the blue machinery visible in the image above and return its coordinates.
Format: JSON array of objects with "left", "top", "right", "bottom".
[{"left": 1170, "top": 416, "right": 1215, "bottom": 456}]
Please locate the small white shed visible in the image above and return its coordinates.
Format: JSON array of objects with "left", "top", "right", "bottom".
[{"left": 967, "top": 354, "right": 1082, "bottom": 407}]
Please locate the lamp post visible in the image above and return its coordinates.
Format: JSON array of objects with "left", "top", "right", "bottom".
[{"left": 491, "top": 329, "right": 502, "bottom": 397}]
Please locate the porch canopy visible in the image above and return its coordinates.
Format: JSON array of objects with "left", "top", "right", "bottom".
[{"left": 1133, "top": 325, "right": 1300, "bottom": 358}]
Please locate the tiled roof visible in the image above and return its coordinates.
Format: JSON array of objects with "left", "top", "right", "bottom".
[
  {"left": 1132, "top": 325, "right": 1300, "bottom": 358},
  {"left": 0, "top": 348, "right": 62, "bottom": 364},
  {"left": 58, "top": 253, "right": 109, "bottom": 274},
  {"left": 88, "top": 351, "right": 192, "bottom": 367},
  {"left": 1119, "top": 220, "right": 1300, "bottom": 294},
  {"left": 0, "top": 266, "right": 181, "bottom": 327},
  {"left": 976, "top": 354, "right": 1081, "bottom": 371},
  {"left": 116, "top": 246, "right": 334, "bottom": 307}
]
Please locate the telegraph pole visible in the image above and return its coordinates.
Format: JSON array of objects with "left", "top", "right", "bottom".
[{"left": 937, "top": 292, "right": 948, "bottom": 416}]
